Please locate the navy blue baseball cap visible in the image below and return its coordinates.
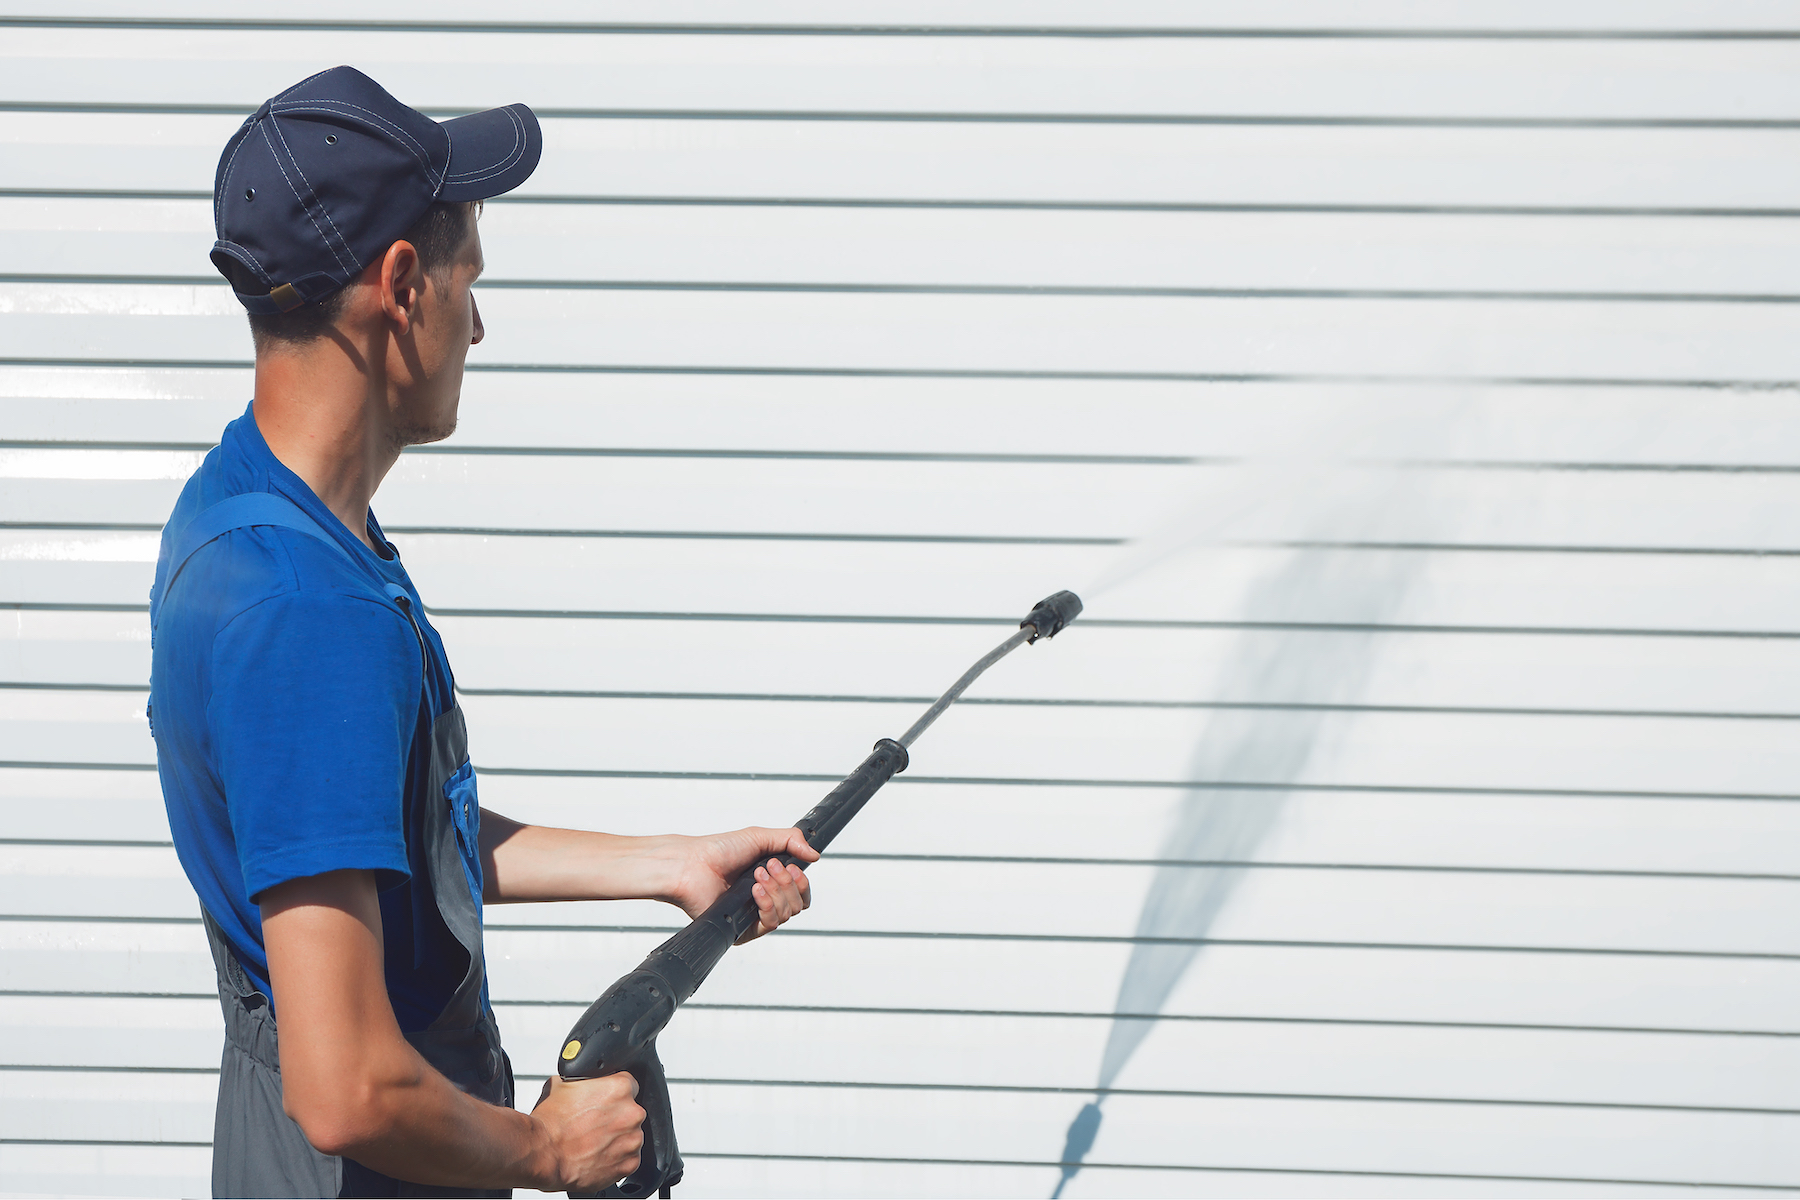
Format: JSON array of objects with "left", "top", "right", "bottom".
[{"left": 211, "top": 65, "right": 541, "bottom": 314}]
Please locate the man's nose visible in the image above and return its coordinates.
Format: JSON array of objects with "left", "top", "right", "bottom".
[{"left": 470, "top": 295, "right": 484, "bottom": 345}]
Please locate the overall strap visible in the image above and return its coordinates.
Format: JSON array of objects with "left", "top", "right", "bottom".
[{"left": 154, "top": 492, "right": 346, "bottom": 622}]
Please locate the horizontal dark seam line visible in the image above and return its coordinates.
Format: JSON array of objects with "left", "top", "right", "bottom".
[
  {"left": 1, "top": 837, "right": 1787, "bottom": 880},
  {"left": 360, "top": 282, "right": 1800, "bottom": 303},
  {"left": 0, "top": 682, "right": 151, "bottom": 692},
  {"left": 13, "top": 680, "right": 1800, "bottom": 725},
  {"left": 0, "top": 760, "right": 157, "bottom": 771},
  {"left": 12, "top": 188, "right": 1800, "bottom": 218},
  {"left": 415, "top": 446, "right": 1205, "bottom": 463},
  {"left": 1, "top": 913, "right": 1792, "bottom": 959},
  {"left": 2, "top": 439, "right": 1199, "bottom": 463},
  {"left": 17, "top": 680, "right": 1800, "bottom": 726},
  {"left": 0, "top": 837, "right": 171, "bottom": 848},
  {"left": 20, "top": 438, "right": 1800, "bottom": 474},
  {"left": 468, "top": 367, "right": 1800, "bottom": 391},
  {"left": 500, "top": 196, "right": 1800, "bottom": 216},
  {"left": 3, "top": 1139, "right": 1773, "bottom": 1192},
  {"left": 0, "top": 358, "right": 1791, "bottom": 390},
  {"left": 20, "top": 439, "right": 1800, "bottom": 477},
  {"left": 456, "top": 687, "right": 1800, "bottom": 721},
  {"left": 0, "top": 1138, "right": 212, "bottom": 1148},
  {"left": 9, "top": 604, "right": 1800, "bottom": 642},
  {"left": 503, "top": 1001, "right": 1800, "bottom": 1037},
  {"left": 824, "top": 854, "right": 1800, "bottom": 881},
  {"left": 0, "top": 1133, "right": 1791, "bottom": 1195},
  {"left": 53, "top": 105, "right": 1800, "bottom": 133},
  {"left": 15, "top": 102, "right": 1800, "bottom": 129},
  {"left": 0, "top": 1072, "right": 219, "bottom": 1079},
  {"left": 531, "top": 1074, "right": 1800, "bottom": 1115},
  {"left": 1260, "top": 539, "right": 1800, "bottom": 557},
  {"left": 0, "top": 914, "right": 204, "bottom": 924},
  {"left": 0, "top": 991, "right": 1787, "bottom": 1038},
  {"left": 21, "top": 522, "right": 1800, "bottom": 561},
  {"left": 483, "top": 924, "right": 1800, "bottom": 959},
  {"left": 0, "top": 990, "right": 217, "bottom": 1000},
  {"left": 386, "top": 526, "right": 1113, "bottom": 545},
  {"left": 505, "top": 197, "right": 1800, "bottom": 218},
  {"left": 0, "top": 440, "right": 218, "bottom": 452},
  {"left": 432, "top": 613, "right": 1800, "bottom": 640},
  {"left": 669, "top": 1153, "right": 1800, "bottom": 1192},
  {"left": 0, "top": 522, "right": 168, "bottom": 532},
  {"left": 472, "top": 769, "right": 1800, "bottom": 803},
  {"left": 492, "top": 113, "right": 1800, "bottom": 130},
  {"left": 6, "top": 759, "right": 1796, "bottom": 803},
  {"left": 18, "top": 272, "right": 1800, "bottom": 304},
  {"left": 21, "top": 273, "right": 1800, "bottom": 308},
  {"left": 5, "top": 17, "right": 1800, "bottom": 39},
  {"left": 0, "top": 605, "right": 150, "bottom": 614},
  {"left": 11, "top": 1062, "right": 1793, "bottom": 1117}
]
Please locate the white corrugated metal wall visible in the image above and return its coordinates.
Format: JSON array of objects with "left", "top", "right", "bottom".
[{"left": 4, "top": 2, "right": 1800, "bottom": 1196}]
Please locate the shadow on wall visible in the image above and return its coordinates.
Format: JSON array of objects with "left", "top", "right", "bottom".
[{"left": 1052, "top": 452, "right": 1457, "bottom": 1197}]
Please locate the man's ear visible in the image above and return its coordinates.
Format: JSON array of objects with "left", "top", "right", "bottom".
[{"left": 375, "top": 240, "right": 424, "bottom": 336}]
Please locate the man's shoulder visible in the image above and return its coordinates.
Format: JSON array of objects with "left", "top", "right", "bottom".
[
  {"left": 151, "top": 424, "right": 420, "bottom": 684},
  {"left": 168, "top": 522, "right": 390, "bottom": 629}
]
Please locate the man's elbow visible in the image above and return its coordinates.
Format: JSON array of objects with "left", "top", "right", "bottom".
[{"left": 283, "top": 1072, "right": 407, "bottom": 1159}]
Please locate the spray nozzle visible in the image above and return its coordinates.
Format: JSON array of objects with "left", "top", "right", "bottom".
[{"left": 1021, "top": 590, "right": 1083, "bottom": 643}]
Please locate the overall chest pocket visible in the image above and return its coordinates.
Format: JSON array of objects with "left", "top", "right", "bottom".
[{"left": 442, "top": 760, "right": 484, "bottom": 912}]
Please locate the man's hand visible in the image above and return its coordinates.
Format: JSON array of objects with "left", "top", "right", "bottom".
[
  {"left": 668, "top": 827, "right": 819, "bottom": 942},
  {"left": 532, "top": 1073, "right": 646, "bottom": 1192}
]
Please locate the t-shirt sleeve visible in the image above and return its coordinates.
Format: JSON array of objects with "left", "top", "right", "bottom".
[{"left": 210, "top": 587, "right": 421, "bottom": 903}]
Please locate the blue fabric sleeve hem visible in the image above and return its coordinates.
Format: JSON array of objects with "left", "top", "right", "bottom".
[{"left": 244, "top": 841, "right": 411, "bottom": 905}]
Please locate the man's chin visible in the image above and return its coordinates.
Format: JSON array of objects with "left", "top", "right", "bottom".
[
  {"left": 394, "top": 416, "right": 457, "bottom": 447},
  {"left": 394, "top": 392, "right": 460, "bottom": 447}
]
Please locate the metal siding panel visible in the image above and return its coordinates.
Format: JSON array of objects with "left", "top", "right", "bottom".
[
  {"left": 1, "top": 12, "right": 1795, "bottom": 1198},
  {"left": 6, "top": 29, "right": 1800, "bottom": 120}
]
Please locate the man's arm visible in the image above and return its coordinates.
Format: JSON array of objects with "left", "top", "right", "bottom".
[
  {"left": 261, "top": 868, "right": 643, "bottom": 1191},
  {"left": 479, "top": 814, "right": 817, "bottom": 939}
]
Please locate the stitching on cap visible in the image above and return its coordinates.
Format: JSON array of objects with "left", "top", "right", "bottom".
[
  {"left": 214, "top": 122, "right": 254, "bottom": 228},
  {"left": 268, "top": 116, "right": 359, "bottom": 273},
  {"left": 443, "top": 107, "right": 526, "bottom": 185},
  {"left": 271, "top": 100, "right": 430, "bottom": 167},
  {"left": 442, "top": 106, "right": 524, "bottom": 183},
  {"left": 259, "top": 122, "right": 353, "bottom": 275},
  {"left": 437, "top": 124, "right": 453, "bottom": 199},
  {"left": 273, "top": 66, "right": 337, "bottom": 104},
  {"left": 271, "top": 99, "right": 439, "bottom": 181},
  {"left": 214, "top": 240, "right": 273, "bottom": 288}
]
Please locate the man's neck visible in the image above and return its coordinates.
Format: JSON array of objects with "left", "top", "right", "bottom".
[{"left": 251, "top": 343, "right": 399, "bottom": 553}]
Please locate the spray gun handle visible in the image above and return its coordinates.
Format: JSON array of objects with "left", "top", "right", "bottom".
[{"left": 565, "top": 1040, "right": 682, "bottom": 1199}]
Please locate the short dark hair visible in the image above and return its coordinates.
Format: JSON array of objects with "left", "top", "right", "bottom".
[{"left": 230, "top": 201, "right": 478, "bottom": 351}]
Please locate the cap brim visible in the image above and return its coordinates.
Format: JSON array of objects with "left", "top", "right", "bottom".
[{"left": 438, "top": 103, "right": 541, "bottom": 202}]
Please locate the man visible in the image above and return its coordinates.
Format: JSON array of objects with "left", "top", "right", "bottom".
[{"left": 147, "top": 67, "right": 818, "bottom": 1197}]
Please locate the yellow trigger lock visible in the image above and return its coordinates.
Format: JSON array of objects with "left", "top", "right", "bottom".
[{"left": 561, "top": 1039, "right": 581, "bottom": 1061}]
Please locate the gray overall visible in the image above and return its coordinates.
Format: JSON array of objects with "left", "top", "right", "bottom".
[{"left": 158, "top": 494, "right": 515, "bottom": 1198}]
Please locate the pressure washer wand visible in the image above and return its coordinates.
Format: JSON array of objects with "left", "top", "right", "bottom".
[{"left": 556, "top": 590, "right": 1083, "bottom": 1199}]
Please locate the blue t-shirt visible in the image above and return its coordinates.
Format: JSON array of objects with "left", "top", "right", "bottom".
[{"left": 149, "top": 403, "right": 473, "bottom": 1031}]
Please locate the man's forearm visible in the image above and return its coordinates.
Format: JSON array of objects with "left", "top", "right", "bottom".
[
  {"left": 301, "top": 1037, "right": 562, "bottom": 1189},
  {"left": 478, "top": 814, "right": 817, "bottom": 935},
  {"left": 479, "top": 811, "right": 687, "bottom": 904}
]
